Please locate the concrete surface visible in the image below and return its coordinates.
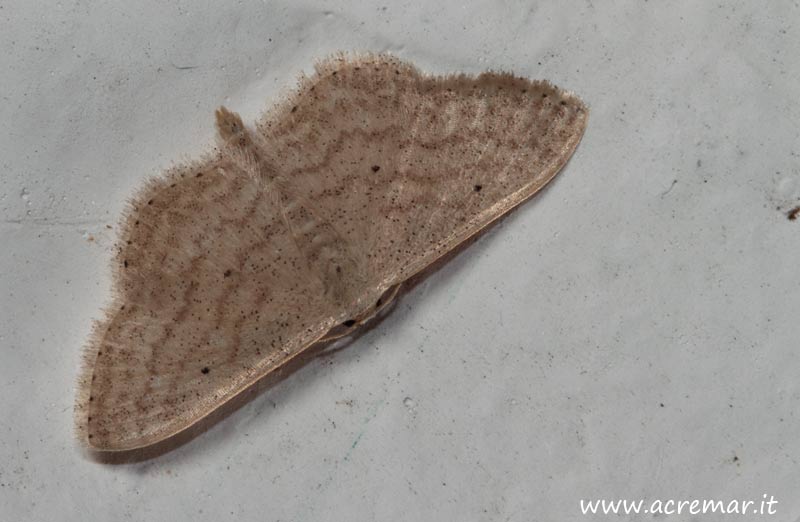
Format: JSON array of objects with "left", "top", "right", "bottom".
[{"left": 2, "top": 1, "right": 799, "bottom": 520}]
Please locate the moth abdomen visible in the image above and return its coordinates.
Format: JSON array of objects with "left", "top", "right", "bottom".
[
  {"left": 215, "top": 106, "right": 248, "bottom": 145},
  {"left": 215, "top": 106, "right": 272, "bottom": 182}
]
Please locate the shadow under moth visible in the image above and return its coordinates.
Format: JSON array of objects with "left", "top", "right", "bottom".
[{"left": 75, "top": 53, "right": 588, "bottom": 459}]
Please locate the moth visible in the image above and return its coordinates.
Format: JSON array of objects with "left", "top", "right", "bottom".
[{"left": 76, "top": 53, "right": 588, "bottom": 457}]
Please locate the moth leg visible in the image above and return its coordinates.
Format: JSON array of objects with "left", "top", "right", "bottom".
[{"left": 317, "top": 283, "right": 403, "bottom": 343}]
